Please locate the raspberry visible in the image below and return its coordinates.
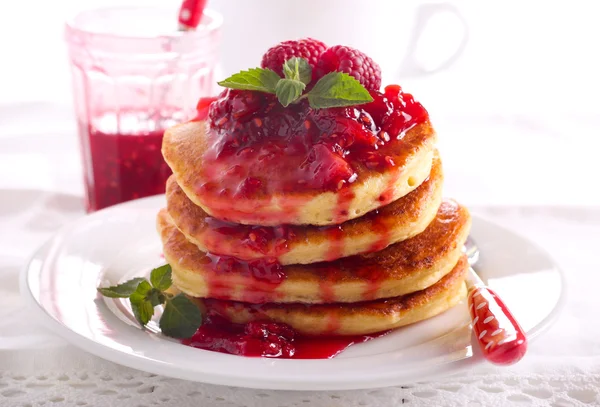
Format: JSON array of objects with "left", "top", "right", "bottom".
[
  {"left": 315, "top": 45, "right": 382, "bottom": 90},
  {"left": 261, "top": 38, "right": 327, "bottom": 77}
]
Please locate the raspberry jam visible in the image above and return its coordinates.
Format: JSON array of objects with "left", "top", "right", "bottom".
[
  {"left": 204, "top": 217, "right": 294, "bottom": 258},
  {"left": 198, "top": 85, "right": 428, "bottom": 200},
  {"left": 203, "top": 252, "right": 285, "bottom": 283},
  {"left": 198, "top": 251, "right": 286, "bottom": 303},
  {"left": 182, "top": 314, "right": 387, "bottom": 359},
  {"left": 78, "top": 111, "right": 179, "bottom": 211}
]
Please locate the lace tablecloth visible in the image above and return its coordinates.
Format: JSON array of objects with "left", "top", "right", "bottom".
[{"left": 1, "top": 107, "right": 599, "bottom": 406}]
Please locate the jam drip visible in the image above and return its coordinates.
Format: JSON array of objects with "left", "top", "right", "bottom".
[
  {"left": 199, "top": 209, "right": 393, "bottom": 265},
  {"left": 198, "top": 218, "right": 389, "bottom": 302},
  {"left": 182, "top": 314, "right": 388, "bottom": 359},
  {"left": 203, "top": 252, "right": 285, "bottom": 284},
  {"left": 199, "top": 252, "right": 286, "bottom": 303},
  {"left": 204, "top": 217, "right": 294, "bottom": 258},
  {"left": 198, "top": 85, "right": 429, "bottom": 199}
]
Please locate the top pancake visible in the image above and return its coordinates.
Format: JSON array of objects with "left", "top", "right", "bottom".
[
  {"left": 166, "top": 153, "right": 444, "bottom": 265},
  {"left": 162, "top": 120, "right": 437, "bottom": 226}
]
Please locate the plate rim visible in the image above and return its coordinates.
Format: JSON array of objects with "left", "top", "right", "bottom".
[{"left": 20, "top": 196, "right": 567, "bottom": 390}]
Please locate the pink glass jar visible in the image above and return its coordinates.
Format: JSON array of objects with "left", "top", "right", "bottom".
[{"left": 65, "top": 6, "right": 221, "bottom": 211}]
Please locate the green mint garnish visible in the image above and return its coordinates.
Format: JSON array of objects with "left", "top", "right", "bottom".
[
  {"left": 97, "top": 277, "right": 145, "bottom": 298},
  {"left": 276, "top": 78, "right": 305, "bottom": 107},
  {"left": 217, "top": 67, "right": 280, "bottom": 94},
  {"left": 306, "top": 71, "right": 373, "bottom": 109},
  {"left": 283, "top": 57, "right": 312, "bottom": 85},
  {"left": 129, "top": 280, "right": 155, "bottom": 326},
  {"left": 217, "top": 58, "right": 373, "bottom": 109},
  {"left": 159, "top": 293, "right": 203, "bottom": 339},
  {"left": 150, "top": 264, "right": 173, "bottom": 291},
  {"left": 97, "top": 264, "right": 202, "bottom": 339}
]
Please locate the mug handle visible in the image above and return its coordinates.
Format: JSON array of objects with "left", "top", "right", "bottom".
[{"left": 399, "top": 2, "right": 469, "bottom": 77}]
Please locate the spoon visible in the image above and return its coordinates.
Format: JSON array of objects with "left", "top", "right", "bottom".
[
  {"left": 463, "top": 237, "right": 528, "bottom": 365},
  {"left": 177, "top": 0, "right": 208, "bottom": 30}
]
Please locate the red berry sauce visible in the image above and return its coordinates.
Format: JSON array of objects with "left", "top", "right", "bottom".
[
  {"left": 194, "top": 97, "right": 219, "bottom": 121},
  {"left": 194, "top": 175, "right": 417, "bottom": 264},
  {"left": 78, "top": 111, "right": 181, "bottom": 211},
  {"left": 203, "top": 217, "right": 294, "bottom": 258},
  {"left": 197, "top": 245, "right": 395, "bottom": 304},
  {"left": 198, "top": 251, "right": 286, "bottom": 303},
  {"left": 182, "top": 314, "right": 388, "bottom": 359},
  {"left": 195, "top": 207, "right": 394, "bottom": 264},
  {"left": 198, "top": 85, "right": 428, "bottom": 200},
  {"left": 203, "top": 252, "right": 285, "bottom": 284}
]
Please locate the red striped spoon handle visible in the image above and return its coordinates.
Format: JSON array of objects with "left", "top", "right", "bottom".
[
  {"left": 468, "top": 284, "right": 528, "bottom": 365},
  {"left": 178, "top": 0, "right": 208, "bottom": 30}
]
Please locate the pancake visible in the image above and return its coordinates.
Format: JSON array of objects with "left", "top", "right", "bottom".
[
  {"left": 166, "top": 153, "right": 444, "bottom": 265},
  {"left": 162, "top": 120, "right": 437, "bottom": 226},
  {"left": 195, "top": 256, "right": 469, "bottom": 336},
  {"left": 158, "top": 199, "right": 471, "bottom": 304}
]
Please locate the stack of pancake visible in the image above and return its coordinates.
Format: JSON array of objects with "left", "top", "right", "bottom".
[{"left": 158, "top": 120, "right": 471, "bottom": 336}]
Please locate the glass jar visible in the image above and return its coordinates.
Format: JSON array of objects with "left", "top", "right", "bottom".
[{"left": 65, "top": 6, "right": 222, "bottom": 211}]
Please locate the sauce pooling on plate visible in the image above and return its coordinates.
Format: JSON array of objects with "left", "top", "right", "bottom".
[{"left": 182, "top": 314, "right": 388, "bottom": 359}]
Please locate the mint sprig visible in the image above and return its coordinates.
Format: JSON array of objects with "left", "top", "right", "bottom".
[
  {"left": 217, "top": 67, "right": 280, "bottom": 94},
  {"left": 307, "top": 72, "right": 373, "bottom": 109},
  {"left": 97, "top": 277, "right": 145, "bottom": 298},
  {"left": 130, "top": 280, "right": 155, "bottom": 326},
  {"left": 97, "top": 264, "right": 202, "bottom": 339},
  {"left": 160, "top": 293, "right": 203, "bottom": 338},
  {"left": 283, "top": 57, "right": 312, "bottom": 85},
  {"left": 276, "top": 79, "right": 305, "bottom": 107},
  {"left": 150, "top": 264, "right": 172, "bottom": 291},
  {"left": 217, "top": 58, "right": 373, "bottom": 109}
]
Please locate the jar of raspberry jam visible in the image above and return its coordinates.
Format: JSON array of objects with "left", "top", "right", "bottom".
[{"left": 65, "top": 6, "right": 222, "bottom": 211}]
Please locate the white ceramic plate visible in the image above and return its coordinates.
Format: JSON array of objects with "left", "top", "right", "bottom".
[{"left": 21, "top": 196, "right": 565, "bottom": 390}]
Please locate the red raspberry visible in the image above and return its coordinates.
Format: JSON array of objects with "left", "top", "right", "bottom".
[
  {"left": 261, "top": 38, "right": 327, "bottom": 77},
  {"left": 315, "top": 45, "right": 382, "bottom": 90}
]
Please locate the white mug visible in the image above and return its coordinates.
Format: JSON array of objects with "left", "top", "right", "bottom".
[{"left": 209, "top": 0, "right": 468, "bottom": 84}]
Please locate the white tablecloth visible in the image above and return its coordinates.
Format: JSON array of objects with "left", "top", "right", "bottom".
[{"left": 1, "top": 103, "right": 599, "bottom": 406}]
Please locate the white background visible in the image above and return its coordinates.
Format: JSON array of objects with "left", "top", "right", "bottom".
[
  {"left": 1, "top": 0, "right": 599, "bottom": 111},
  {"left": 0, "top": 0, "right": 599, "bottom": 204}
]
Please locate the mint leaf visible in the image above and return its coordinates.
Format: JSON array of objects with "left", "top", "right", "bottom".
[
  {"left": 97, "top": 266, "right": 201, "bottom": 335},
  {"left": 131, "top": 299, "right": 154, "bottom": 326},
  {"left": 130, "top": 280, "right": 154, "bottom": 326},
  {"left": 147, "top": 288, "right": 166, "bottom": 307},
  {"left": 282, "top": 60, "right": 296, "bottom": 80},
  {"left": 217, "top": 61, "right": 373, "bottom": 109},
  {"left": 159, "top": 293, "right": 203, "bottom": 338},
  {"left": 275, "top": 79, "right": 305, "bottom": 107},
  {"left": 307, "top": 72, "right": 373, "bottom": 109},
  {"left": 218, "top": 68, "right": 281, "bottom": 93},
  {"left": 97, "top": 277, "right": 145, "bottom": 298},
  {"left": 150, "top": 264, "right": 172, "bottom": 291},
  {"left": 283, "top": 57, "right": 312, "bottom": 85}
]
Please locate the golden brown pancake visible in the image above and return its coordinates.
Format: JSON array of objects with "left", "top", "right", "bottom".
[
  {"left": 158, "top": 199, "right": 471, "bottom": 304},
  {"left": 162, "top": 120, "right": 437, "bottom": 226},
  {"left": 194, "top": 256, "right": 469, "bottom": 336},
  {"left": 166, "top": 153, "right": 444, "bottom": 265}
]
